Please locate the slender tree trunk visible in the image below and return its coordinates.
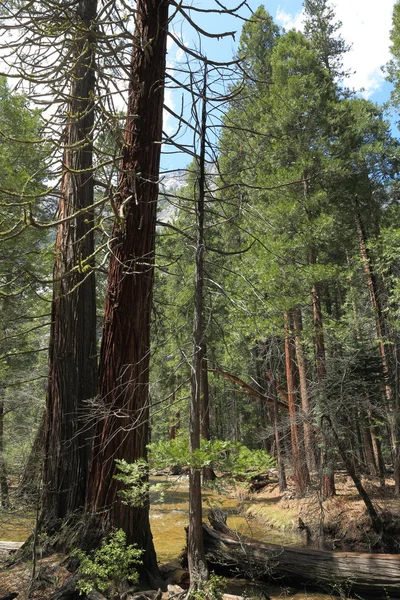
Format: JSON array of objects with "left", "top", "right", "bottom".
[
  {"left": 312, "top": 278, "right": 335, "bottom": 499},
  {"left": 327, "top": 418, "right": 383, "bottom": 537},
  {"left": 169, "top": 389, "right": 180, "bottom": 441},
  {"left": 200, "top": 344, "right": 216, "bottom": 481},
  {"left": 272, "top": 384, "right": 286, "bottom": 492},
  {"left": 187, "top": 65, "right": 209, "bottom": 596},
  {"left": 0, "top": 390, "right": 9, "bottom": 508},
  {"left": 284, "top": 310, "right": 310, "bottom": 494},
  {"left": 355, "top": 213, "right": 399, "bottom": 493},
  {"left": 18, "top": 411, "right": 45, "bottom": 503},
  {"left": 293, "top": 306, "right": 317, "bottom": 473},
  {"left": 41, "top": 0, "right": 98, "bottom": 530},
  {"left": 86, "top": 0, "right": 168, "bottom": 580}
]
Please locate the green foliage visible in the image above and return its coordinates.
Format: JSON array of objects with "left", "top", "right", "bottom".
[
  {"left": 73, "top": 529, "right": 142, "bottom": 598},
  {"left": 192, "top": 573, "right": 226, "bottom": 600},
  {"left": 148, "top": 437, "right": 276, "bottom": 479},
  {"left": 114, "top": 458, "right": 150, "bottom": 507}
]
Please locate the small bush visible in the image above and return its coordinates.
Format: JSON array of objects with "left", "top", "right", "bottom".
[{"left": 73, "top": 529, "right": 142, "bottom": 598}]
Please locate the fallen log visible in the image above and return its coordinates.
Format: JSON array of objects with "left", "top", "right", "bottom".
[{"left": 202, "top": 518, "right": 400, "bottom": 597}]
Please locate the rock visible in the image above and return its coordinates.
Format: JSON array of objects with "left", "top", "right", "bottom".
[
  {"left": 87, "top": 590, "right": 107, "bottom": 600},
  {"left": 125, "top": 589, "right": 162, "bottom": 600},
  {"left": 167, "top": 584, "right": 185, "bottom": 599},
  {"left": 0, "top": 593, "right": 19, "bottom": 600}
]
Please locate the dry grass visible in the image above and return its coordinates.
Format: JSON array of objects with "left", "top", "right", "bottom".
[{"left": 246, "top": 473, "right": 400, "bottom": 551}]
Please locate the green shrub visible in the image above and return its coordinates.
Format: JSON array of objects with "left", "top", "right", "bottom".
[{"left": 73, "top": 529, "right": 142, "bottom": 598}]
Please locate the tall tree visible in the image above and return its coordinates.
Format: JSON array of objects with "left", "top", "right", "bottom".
[
  {"left": 303, "top": 0, "right": 349, "bottom": 80},
  {"left": 86, "top": 0, "right": 169, "bottom": 580},
  {"left": 41, "top": 0, "right": 98, "bottom": 531}
]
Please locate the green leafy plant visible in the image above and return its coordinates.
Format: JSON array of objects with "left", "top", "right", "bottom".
[
  {"left": 148, "top": 437, "right": 276, "bottom": 480},
  {"left": 192, "top": 573, "right": 227, "bottom": 600},
  {"left": 114, "top": 458, "right": 150, "bottom": 507},
  {"left": 73, "top": 529, "right": 142, "bottom": 597}
]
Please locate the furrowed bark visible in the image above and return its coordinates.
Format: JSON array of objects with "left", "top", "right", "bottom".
[
  {"left": 41, "top": 0, "right": 98, "bottom": 529},
  {"left": 86, "top": 0, "right": 169, "bottom": 580}
]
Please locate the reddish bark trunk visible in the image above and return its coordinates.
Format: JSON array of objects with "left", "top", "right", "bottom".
[
  {"left": 284, "top": 310, "right": 310, "bottom": 494},
  {"left": 312, "top": 279, "right": 335, "bottom": 499},
  {"left": 356, "top": 214, "right": 400, "bottom": 493},
  {"left": 41, "top": 0, "right": 98, "bottom": 527},
  {"left": 293, "top": 306, "right": 318, "bottom": 473},
  {"left": 86, "top": 0, "right": 168, "bottom": 577}
]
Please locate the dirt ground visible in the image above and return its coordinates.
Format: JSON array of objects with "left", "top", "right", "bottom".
[{"left": 245, "top": 471, "right": 400, "bottom": 552}]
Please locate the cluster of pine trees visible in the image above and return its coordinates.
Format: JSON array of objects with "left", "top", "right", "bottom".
[{"left": 1, "top": 0, "right": 400, "bottom": 593}]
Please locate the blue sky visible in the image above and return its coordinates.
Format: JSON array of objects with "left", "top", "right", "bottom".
[{"left": 162, "top": 0, "right": 397, "bottom": 171}]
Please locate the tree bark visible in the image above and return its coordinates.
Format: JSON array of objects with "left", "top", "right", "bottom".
[
  {"left": 17, "top": 410, "right": 45, "bottom": 504},
  {"left": 272, "top": 384, "right": 286, "bottom": 492},
  {"left": 293, "top": 306, "right": 317, "bottom": 473},
  {"left": 202, "top": 520, "right": 400, "bottom": 595},
  {"left": 0, "top": 389, "right": 9, "bottom": 508},
  {"left": 86, "top": 0, "right": 168, "bottom": 580},
  {"left": 312, "top": 278, "right": 335, "bottom": 499},
  {"left": 187, "top": 65, "right": 209, "bottom": 596},
  {"left": 41, "top": 0, "right": 98, "bottom": 529},
  {"left": 355, "top": 212, "right": 399, "bottom": 492},
  {"left": 200, "top": 344, "right": 216, "bottom": 481},
  {"left": 284, "top": 310, "right": 310, "bottom": 494}
]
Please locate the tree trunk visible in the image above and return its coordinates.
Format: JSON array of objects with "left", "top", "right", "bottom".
[
  {"left": 0, "top": 389, "right": 10, "bottom": 508},
  {"left": 312, "top": 278, "right": 335, "bottom": 499},
  {"left": 187, "top": 65, "right": 209, "bottom": 596},
  {"left": 272, "top": 384, "right": 286, "bottom": 492},
  {"left": 284, "top": 310, "right": 310, "bottom": 494},
  {"left": 202, "top": 519, "right": 400, "bottom": 595},
  {"left": 17, "top": 411, "right": 45, "bottom": 504},
  {"left": 293, "top": 306, "right": 317, "bottom": 473},
  {"left": 86, "top": 0, "right": 168, "bottom": 581},
  {"left": 200, "top": 344, "right": 215, "bottom": 482},
  {"left": 355, "top": 212, "right": 399, "bottom": 492},
  {"left": 41, "top": 0, "right": 98, "bottom": 530}
]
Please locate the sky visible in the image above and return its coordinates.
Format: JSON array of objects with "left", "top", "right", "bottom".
[{"left": 162, "top": 0, "right": 398, "bottom": 171}]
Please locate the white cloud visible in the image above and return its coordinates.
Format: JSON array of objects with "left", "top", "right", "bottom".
[{"left": 276, "top": 1, "right": 396, "bottom": 97}]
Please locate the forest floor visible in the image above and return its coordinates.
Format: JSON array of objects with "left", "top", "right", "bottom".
[
  {"left": 1, "top": 472, "right": 400, "bottom": 598},
  {"left": 244, "top": 471, "right": 400, "bottom": 552}
]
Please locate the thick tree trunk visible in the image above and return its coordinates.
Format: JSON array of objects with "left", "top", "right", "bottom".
[
  {"left": 284, "top": 310, "right": 309, "bottom": 494},
  {"left": 41, "top": 0, "right": 98, "bottom": 530},
  {"left": 187, "top": 65, "right": 209, "bottom": 596},
  {"left": 86, "top": 0, "right": 168, "bottom": 581},
  {"left": 202, "top": 519, "right": 400, "bottom": 596},
  {"left": 292, "top": 306, "right": 317, "bottom": 473}
]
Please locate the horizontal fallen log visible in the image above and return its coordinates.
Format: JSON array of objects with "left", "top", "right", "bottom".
[{"left": 202, "top": 519, "right": 400, "bottom": 597}]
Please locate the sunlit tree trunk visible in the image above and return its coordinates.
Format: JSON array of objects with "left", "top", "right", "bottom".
[
  {"left": 86, "top": 0, "right": 168, "bottom": 580},
  {"left": 41, "top": 0, "right": 98, "bottom": 529}
]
